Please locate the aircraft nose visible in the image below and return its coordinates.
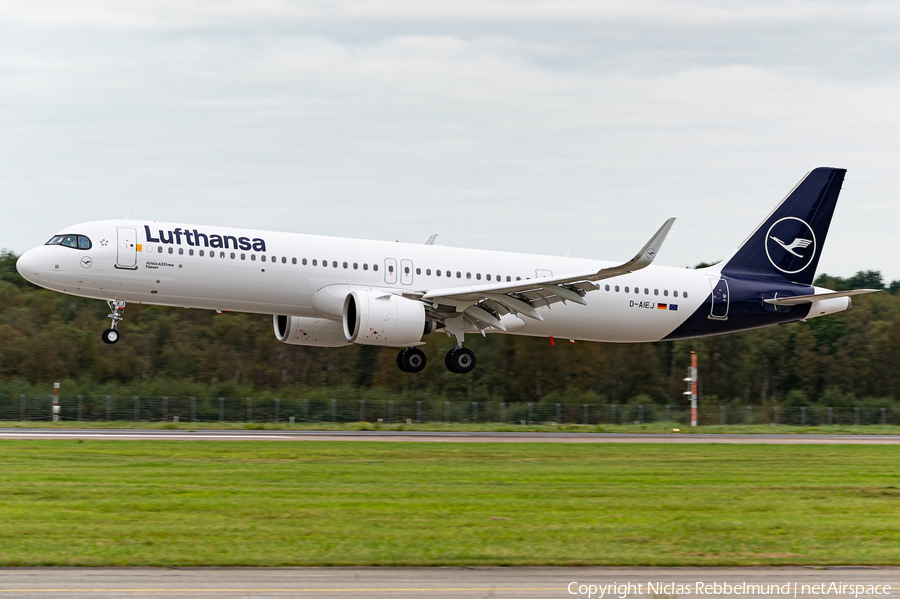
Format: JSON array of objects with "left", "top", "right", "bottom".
[{"left": 16, "top": 249, "right": 41, "bottom": 284}]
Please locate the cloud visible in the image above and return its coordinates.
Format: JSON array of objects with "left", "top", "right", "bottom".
[{"left": 1, "top": 1, "right": 900, "bottom": 278}]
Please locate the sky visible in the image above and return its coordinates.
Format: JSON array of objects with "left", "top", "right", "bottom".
[{"left": 2, "top": 1, "right": 899, "bottom": 279}]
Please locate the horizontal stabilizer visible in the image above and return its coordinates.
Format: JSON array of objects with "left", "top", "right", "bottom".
[{"left": 763, "top": 289, "right": 880, "bottom": 306}]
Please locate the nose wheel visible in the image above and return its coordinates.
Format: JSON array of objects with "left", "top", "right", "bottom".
[
  {"left": 102, "top": 299, "right": 126, "bottom": 344},
  {"left": 397, "top": 347, "right": 427, "bottom": 373},
  {"left": 445, "top": 347, "right": 476, "bottom": 374}
]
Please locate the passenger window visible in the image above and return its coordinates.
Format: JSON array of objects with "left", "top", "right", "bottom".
[
  {"left": 168, "top": 247, "right": 173, "bottom": 254},
  {"left": 77, "top": 236, "right": 91, "bottom": 249},
  {"left": 251, "top": 254, "right": 256, "bottom": 261},
  {"left": 199, "top": 250, "right": 205, "bottom": 257},
  {"left": 353, "top": 263, "right": 358, "bottom": 270},
  {"left": 416, "top": 268, "right": 421, "bottom": 275},
  {"left": 445, "top": 270, "right": 450, "bottom": 277},
  {"left": 363, "top": 263, "right": 368, "bottom": 270},
  {"left": 684, "top": 291, "right": 689, "bottom": 298},
  {"left": 373, "top": 264, "right": 378, "bottom": 271},
  {"left": 189, "top": 249, "right": 194, "bottom": 256},
  {"left": 486, "top": 274, "right": 491, "bottom": 281},
  {"left": 426, "top": 269, "right": 431, "bottom": 275},
  {"left": 292, "top": 257, "right": 296, "bottom": 265},
  {"left": 241, "top": 253, "right": 246, "bottom": 260},
  {"left": 230, "top": 252, "right": 235, "bottom": 259},
  {"left": 506, "top": 276, "right": 511, "bottom": 282},
  {"left": 61, "top": 235, "right": 78, "bottom": 248},
  {"left": 456, "top": 272, "right": 461, "bottom": 278},
  {"left": 625, "top": 286, "right": 630, "bottom": 293},
  {"left": 283, "top": 257, "right": 287, "bottom": 264},
  {"left": 615, "top": 285, "right": 620, "bottom": 292},
  {"left": 664, "top": 290, "right": 668, "bottom": 296},
  {"left": 302, "top": 258, "right": 307, "bottom": 265},
  {"left": 323, "top": 260, "right": 327, "bottom": 267},
  {"left": 220, "top": 252, "right": 225, "bottom": 259},
  {"left": 332, "top": 261, "right": 337, "bottom": 268},
  {"left": 653, "top": 289, "right": 657, "bottom": 295},
  {"left": 476, "top": 273, "right": 481, "bottom": 280},
  {"left": 436, "top": 270, "right": 441, "bottom": 277},
  {"left": 635, "top": 287, "right": 639, "bottom": 294},
  {"left": 178, "top": 248, "right": 184, "bottom": 255},
  {"left": 674, "top": 290, "right": 678, "bottom": 297},
  {"left": 158, "top": 246, "right": 163, "bottom": 253},
  {"left": 516, "top": 277, "right": 521, "bottom": 281},
  {"left": 605, "top": 284, "right": 610, "bottom": 291},
  {"left": 312, "top": 259, "right": 317, "bottom": 266},
  {"left": 466, "top": 272, "right": 471, "bottom": 279}
]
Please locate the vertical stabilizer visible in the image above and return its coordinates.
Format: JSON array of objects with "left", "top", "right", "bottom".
[{"left": 720, "top": 167, "right": 846, "bottom": 285}]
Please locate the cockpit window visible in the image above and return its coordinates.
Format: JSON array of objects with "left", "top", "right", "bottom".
[{"left": 46, "top": 234, "right": 92, "bottom": 250}]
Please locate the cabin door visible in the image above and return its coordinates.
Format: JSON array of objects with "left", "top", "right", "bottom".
[
  {"left": 709, "top": 278, "right": 729, "bottom": 320},
  {"left": 116, "top": 227, "right": 137, "bottom": 269}
]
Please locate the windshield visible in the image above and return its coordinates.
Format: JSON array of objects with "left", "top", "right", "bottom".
[{"left": 46, "top": 234, "right": 92, "bottom": 250}]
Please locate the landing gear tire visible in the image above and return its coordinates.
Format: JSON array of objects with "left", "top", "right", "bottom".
[
  {"left": 445, "top": 347, "right": 476, "bottom": 374},
  {"left": 101, "top": 329, "right": 120, "bottom": 344},
  {"left": 397, "top": 348, "right": 427, "bottom": 373}
]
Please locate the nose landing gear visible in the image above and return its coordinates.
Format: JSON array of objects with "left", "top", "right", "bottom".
[
  {"left": 102, "top": 299, "right": 126, "bottom": 344},
  {"left": 397, "top": 347, "right": 427, "bottom": 373}
]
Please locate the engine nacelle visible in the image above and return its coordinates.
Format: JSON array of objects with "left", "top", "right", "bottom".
[
  {"left": 342, "top": 290, "right": 431, "bottom": 347},
  {"left": 273, "top": 315, "right": 351, "bottom": 347}
]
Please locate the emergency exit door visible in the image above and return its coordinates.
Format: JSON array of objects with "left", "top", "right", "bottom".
[
  {"left": 709, "top": 278, "right": 729, "bottom": 320},
  {"left": 400, "top": 259, "right": 413, "bottom": 285},
  {"left": 116, "top": 227, "right": 137, "bottom": 269}
]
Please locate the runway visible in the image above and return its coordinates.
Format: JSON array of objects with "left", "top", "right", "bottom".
[
  {"left": 0, "top": 567, "right": 896, "bottom": 598},
  {"left": 1, "top": 428, "right": 900, "bottom": 443}
]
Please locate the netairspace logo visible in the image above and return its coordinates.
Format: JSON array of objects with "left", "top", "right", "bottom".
[{"left": 567, "top": 582, "right": 893, "bottom": 598}]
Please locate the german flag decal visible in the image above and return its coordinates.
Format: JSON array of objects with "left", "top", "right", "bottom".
[{"left": 657, "top": 303, "right": 667, "bottom": 310}]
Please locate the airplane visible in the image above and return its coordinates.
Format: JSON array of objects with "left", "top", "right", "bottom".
[{"left": 15, "top": 167, "right": 877, "bottom": 374}]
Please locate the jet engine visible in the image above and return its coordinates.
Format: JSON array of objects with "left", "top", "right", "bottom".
[
  {"left": 273, "top": 315, "right": 351, "bottom": 347},
  {"left": 342, "top": 290, "right": 435, "bottom": 347}
]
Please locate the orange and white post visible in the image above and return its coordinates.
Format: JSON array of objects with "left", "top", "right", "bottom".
[{"left": 684, "top": 352, "right": 698, "bottom": 426}]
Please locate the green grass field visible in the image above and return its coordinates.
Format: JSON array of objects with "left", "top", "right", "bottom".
[
  {"left": 4, "top": 420, "right": 900, "bottom": 434},
  {"left": 0, "top": 440, "right": 898, "bottom": 566}
]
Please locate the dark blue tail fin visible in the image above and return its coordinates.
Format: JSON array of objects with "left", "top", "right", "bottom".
[{"left": 720, "top": 167, "right": 846, "bottom": 285}]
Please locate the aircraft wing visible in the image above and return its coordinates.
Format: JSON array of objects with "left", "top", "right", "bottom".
[
  {"left": 418, "top": 218, "right": 675, "bottom": 331},
  {"left": 763, "top": 289, "right": 880, "bottom": 306}
]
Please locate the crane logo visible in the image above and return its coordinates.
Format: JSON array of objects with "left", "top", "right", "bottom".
[{"left": 765, "top": 217, "right": 816, "bottom": 274}]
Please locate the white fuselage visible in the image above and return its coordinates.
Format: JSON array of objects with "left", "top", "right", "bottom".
[{"left": 16, "top": 219, "right": 718, "bottom": 343}]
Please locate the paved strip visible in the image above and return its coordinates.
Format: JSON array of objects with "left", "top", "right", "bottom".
[
  {"left": 0, "top": 567, "right": 896, "bottom": 598},
  {"left": 1, "top": 428, "right": 900, "bottom": 443}
]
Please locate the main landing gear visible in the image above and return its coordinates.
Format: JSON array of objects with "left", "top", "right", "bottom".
[
  {"left": 397, "top": 347, "right": 427, "bottom": 373},
  {"left": 101, "top": 299, "right": 126, "bottom": 345},
  {"left": 445, "top": 346, "right": 476, "bottom": 374}
]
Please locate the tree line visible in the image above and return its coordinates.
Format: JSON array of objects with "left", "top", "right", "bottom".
[{"left": 2, "top": 251, "right": 899, "bottom": 409}]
